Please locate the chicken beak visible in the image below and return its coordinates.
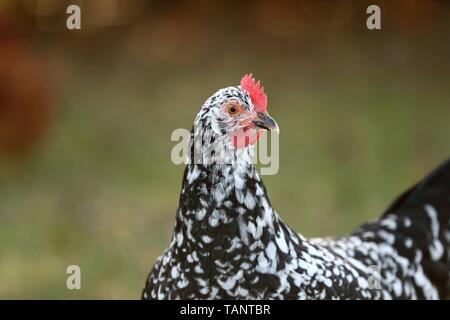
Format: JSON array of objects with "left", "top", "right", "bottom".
[{"left": 252, "top": 112, "right": 280, "bottom": 133}]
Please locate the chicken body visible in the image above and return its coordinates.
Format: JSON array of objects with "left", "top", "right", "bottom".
[{"left": 143, "top": 76, "right": 450, "bottom": 300}]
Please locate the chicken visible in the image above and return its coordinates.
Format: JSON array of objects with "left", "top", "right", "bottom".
[{"left": 142, "top": 74, "right": 450, "bottom": 300}]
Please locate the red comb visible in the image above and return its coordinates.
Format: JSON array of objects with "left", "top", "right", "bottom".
[{"left": 240, "top": 74, "right": 267, "bottom": 112}]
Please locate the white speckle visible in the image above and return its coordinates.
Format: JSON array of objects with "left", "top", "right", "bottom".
[
  {"left": 291, "top": 272, "right": 304, "bottom": 286},
  {"left": 425, "top": 205, "right": 439, "bottom": 237},
  {"left": 247, "top": 221, "right": 256, "bottom": 235},
  {"left": 199, "top": 286, "right": 209, "bottom": 295},
  {"left": 256, "top": 253, "right": 269, "bottom": 272},
  {"left": 157, "top": 286, "right": 165, "bottom": 299},
  {"left": 404, "top": 217, "right": 412, "bottom": 228},
  {"left": 235, "top": 189, "right": 245, "bottom": 203},
  {"left": 266, "top": 241, "right": 277, "bottom": 260},
  {"left": 219, "top": 277, "right": 237, "bottom": 291},
  {"left": 332, "top": 267, "right": 340, "bottom": 276},
  {"left": 195, "top": 208, "right": 206, "bottom": 220},
  {"left": 176, "top": 232, "right": 183, "bottom": 246},
  {"left": 429, "top": 240, "right": 444, "bottom": 261},
  {"left": 208, "top": 210, "right": 220, "bottom": 227},
  {"left": 357, "top": 277, "right": 368, "bottom": 289},
  {"left": 223, "top": 200, "right": 233, "bottom": 208},
  {"left": 192, "top": 251, "right": 199, "bottom": 261},
  {"left": 425, "top": 205, "right": 443, "bottom": 260},
  {"left": 240, "top": 262, "right": 250, "bottom": 270},
  {"left": 244, "top": 192, "right": 256, "bottom": 209},
  {"left": 377, "top": 230, "right": 396, "bottom": 245},
  {"left": 187, "top": 166, "right": 201, "bottom": 183},
  {"left": 346, "top": 274, "right": 353, "bottom": 283},
  {"left": 235, "top": 287, "right": 249, "bottom": 297},
  {"left": 253, "top": 217, "right": 264, "bottom": 239},
  {"left": 305, "top": 262, "right": 318, "bottom": 277},
  {"left": 405, "top": 238, "right": 413, "bottom": 248},
  {"left": 323, "top": 278, "right": 332, "bottom": 288},
  {"left": 255, "top": 184, "right": 264, "bottom": 196},
  {"left": 177, "top": 278, "right": 189, "bottom": 289},
  {"left": 393, "top": 280, "right": 402, "bottom": 297},
  {"left": 238, "top": 216, "right": 249, "bottom": 245},
  {"left": 171, "top": 266, "right": 179, "bottom": 279},
  {"left": 380, "top": 218, "right": 397, "bottom": 230},
  {"left": 414, "top": 250, "right": 422, "bottom": 264},
  {"left": 413, "top": 268, "right": 427, "bottom": 286},
  {"left": 194, "top": 264, "right": 204, "bottom": 273},
  {"left": 275, "top": 232, "right": 289, "bottom": 254},
  {"left": 213, "top": 183, "right": 226, "bottom": 205},
  {"left": 202, "top": 235, "right": 213, "bottom": 243},
  {"left": 234, "top": 173, "right": 245, "bottom": 190},
  {"left": 208, "top": 286, "right": 219, "bottom": 299}
]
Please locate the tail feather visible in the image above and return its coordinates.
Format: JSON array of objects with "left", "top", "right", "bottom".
[
  {"left": 383, "top": 158, "right": 450, "bottom": 216},
  {"left": 382, "top": 158, "right": 450, "bottom": 297}
]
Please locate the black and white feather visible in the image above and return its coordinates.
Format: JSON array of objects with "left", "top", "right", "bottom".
[{"left": 142, "top": 82, "right": 450, "bottom": 300}]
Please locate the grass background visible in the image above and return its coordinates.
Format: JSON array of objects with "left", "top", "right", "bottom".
[{"left": 0, "top": 0, "right": 449, "bottom": 298}]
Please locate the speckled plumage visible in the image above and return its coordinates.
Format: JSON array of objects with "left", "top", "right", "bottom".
[{"left": 142, "top": 78, "right": 450, "bottom": 300}]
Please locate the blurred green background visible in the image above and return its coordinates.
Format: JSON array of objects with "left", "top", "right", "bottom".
[{"left": 0, "top": 0, "right": 449, "bottom": 299}]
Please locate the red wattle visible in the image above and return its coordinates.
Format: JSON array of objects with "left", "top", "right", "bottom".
[{"left": 231, "top": 127, "right": 263, "bottom": 148}]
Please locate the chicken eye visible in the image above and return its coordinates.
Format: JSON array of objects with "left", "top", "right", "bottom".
[{"left": 228, "top": 105, "right": 238, "bottom": 115}]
